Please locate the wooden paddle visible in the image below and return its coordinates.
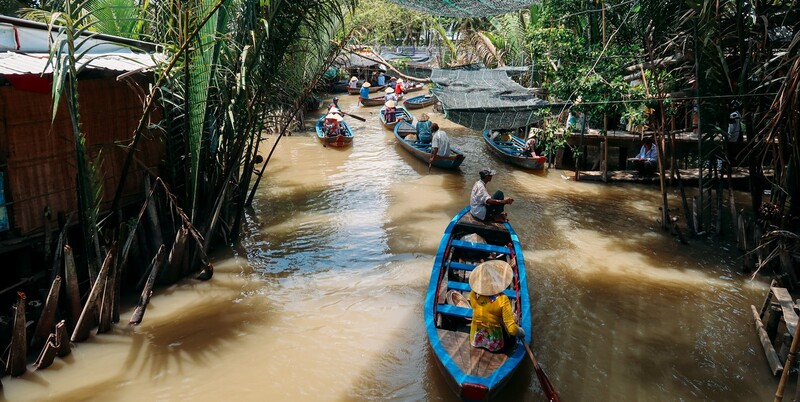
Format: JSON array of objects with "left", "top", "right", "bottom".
[
  {"left": 521, "top": 340, "right": 560, "bottom": 402},
  {"left": 340, "top": 111, "right": 366, "bottom": 122}
]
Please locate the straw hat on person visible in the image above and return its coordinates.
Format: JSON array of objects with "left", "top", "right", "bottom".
[
  {"left": 528, "top": 132, "right": 536, "bottom": 140},
  {"left": 419, "top": 113, "right": 430, "bottom": 122},
  {"left": 385, "top": 87, "right": 394, "bottom": 94},
  {"left": 469, "top": 260, "right": 513, "bottom": 296},
  {"left": 363, "top": 82, "right": 371, "bottom": 88},
  {"left": 350, "top": 76, "right": 358, "bottom": 82},
  {"left": 329, "top": 106, "right": 341, "bottom": 114},
  {"left": 324, "top": 113, "right": 343, "bottom": 121},
  {"left": 397, "top": 78, "right": 404, "bottom": 83},
  {"left": 385, "top": 100, "right": 396, "bottom": 108}
]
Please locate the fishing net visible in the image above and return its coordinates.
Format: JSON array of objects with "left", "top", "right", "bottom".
[
  {"left": 430, "top": 68, "right": 565, "bottom": 131},
  {"left": 384, "top": 0, "right": 541, "bottom": 17}
]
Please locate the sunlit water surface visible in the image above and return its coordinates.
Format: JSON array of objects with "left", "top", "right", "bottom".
[{"left": 1, "top": 95, "right": 779, "bottom": 401}]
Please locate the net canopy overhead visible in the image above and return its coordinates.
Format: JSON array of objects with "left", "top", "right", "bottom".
[
  {"left": 384, "top": 0, "right": 540, "bottom": 17},
  {"left": 430, "top": 68, "right": 561, "bottom": 131}
]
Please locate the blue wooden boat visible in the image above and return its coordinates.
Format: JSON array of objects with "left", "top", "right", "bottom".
[
  {"left": 403, "top": 94, "right": 436, "bottom": 109},
  {"left": 315, "top": 116, "right": 354, "bottom": 148},
  {"left": 379, "top": 105, "right": 413, "bottom": 130},
  {"left": 394, "top": 121, "right": 464, "bottom": 169},
  {"left": 425, "top": 207, "right": 531, "bottom": 401},
  {"left": 482, "top": 130, "right": 546, "bottom": 170}
]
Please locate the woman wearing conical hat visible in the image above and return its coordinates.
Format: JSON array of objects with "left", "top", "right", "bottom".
[{"left": 468, "top": 260, "right": 525, "bottom": 352}]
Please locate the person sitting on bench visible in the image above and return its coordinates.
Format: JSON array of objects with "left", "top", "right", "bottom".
[
  {"left": 470, "top": 168, "right": 514, "bottom": 223},
  {"left": 628, "top": 135, "right": 658, "bottom": 174},
  {"left": 468, "top": 260, "right": 525, "bottom": 352}
]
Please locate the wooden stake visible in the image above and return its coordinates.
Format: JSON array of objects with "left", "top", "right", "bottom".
[
  {"left": 31, "top": 276, "right": 62, "bottom": 349},
  {"left": 130, "top": 245, "right": 166, "bottom": 326},
  {"left": 165, "top": 226, "right": 188, "bottom": 284},
  {"left": 144, "top": 177, "right": 164, "bottom": 252},
  {"left": 55, "top": 320, "right": 70, "bottom": 357},
  {"left": 34, "top": 334, "right": 58, "bottom": 370},
  {"left": 7, "top": 292, "right": 27, "bottom": 376},
  {"left": 72, "top": 246, "right": 114, "bottom": 342},
  {"left": 63, "top": 245, "right": 82, "bottom": 331}
]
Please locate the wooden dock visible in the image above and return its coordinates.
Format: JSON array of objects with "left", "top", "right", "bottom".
[
  {"left": 752, "top": 283, "right": 800, "bottom": 376},
  {"left": 564, "top": 167, "right": 755, "bottom": 187}
]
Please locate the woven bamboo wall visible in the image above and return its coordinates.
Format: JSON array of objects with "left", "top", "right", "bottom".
[{"left": 0, "top": 77, "right": 164, "bottom": 235}]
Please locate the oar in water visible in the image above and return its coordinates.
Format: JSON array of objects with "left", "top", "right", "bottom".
[
  {"left": 340, "top": 111, "right": 366, "bottom": 122},
  {"left": 521, "top": 340, "right": 560, "bottom": 402}
]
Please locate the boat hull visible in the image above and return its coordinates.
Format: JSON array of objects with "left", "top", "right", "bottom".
[
  {"left": 482, "top": 130, "right": 546, "bottom": 170},
  {"left": 424, "top": 207, "right": 531, "bottom": 401},
  {"left": 315, "top": 117, "right": 354, "bottom": 147},
  {"left": 394, "top": 121, "right": 464, "bottom": 169},
  {"left": 404, "top": 94, "right": 436, "bottom": 109}
]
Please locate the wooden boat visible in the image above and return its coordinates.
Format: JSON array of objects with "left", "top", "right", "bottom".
[
  {"left": 403, "top": 82, "right": 426, "bottom": 93},
  {"left": 404, "top": 94, "right": 436, "bottom": 110},
  {"left": 394, "top": 121, "right": 465, "bottom": 169},
  {"left": 424, "top": 206, "right": 531, "bottom": 401},
  {"left": 315, "top": 116, "right": 354, "bottom": 148},
  {"left": 347, "top": 84, "right": 386, "bottom": 95},
  {"left": 379, "top": 106, "right": 413, "bottom": 130},
  {"left": 482, "top": 130, "right": 546, "bottom": 170},
  {"left": 361, "top": 95, "right": 389, "bottom": 107}
]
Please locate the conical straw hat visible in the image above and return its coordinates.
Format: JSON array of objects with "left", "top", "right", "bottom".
[
  {"left": 385, "top": 100, "right": 396, "bottom": 108},
  {"left": 469, "top": 260, "right": 513, "bottom": 296},
  {"left": 385, "top": 87, "right": 394, "bottom": 93}
]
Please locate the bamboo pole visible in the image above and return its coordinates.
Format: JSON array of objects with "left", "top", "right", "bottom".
[
  {"left": 774, "top": 313, "right": 800, "bottom": 401},
  {"left": 72, "top": 246, "right": 114, "bottom": 342},
  {"left": 130, "top": 245, "right": 166, "bottom": 326},
  {"left": 31, "top": 276, "right": 62, "bottom": 348},
  {"left": 63, "top": 245, "right": 82, "bottom": 330},
  {"left": 7, "top": 292, "right": 27, "bottom": 376}
]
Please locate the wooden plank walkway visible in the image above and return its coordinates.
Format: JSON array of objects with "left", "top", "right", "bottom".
[{"left": 564, "top": 167, "right": 757, "bottom": 186}]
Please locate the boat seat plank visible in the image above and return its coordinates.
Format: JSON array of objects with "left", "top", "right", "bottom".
[
  {"left": 451, "top": 239, "right": 510, "bottom": 255},
  {"left": 771, "top": 287, "right": 799, "bottom": 334},
  {"left": 449, "top": 261, "right": 477, "bottom": 271},
  {"left": 448, "top": 281, "right": 516, "bottom": 299},
  {"left": 438, "top": 304, "right": 473, "bottom": 319},
  {"left": 436, "top": 329, "right": 511, "bottom": 378}
]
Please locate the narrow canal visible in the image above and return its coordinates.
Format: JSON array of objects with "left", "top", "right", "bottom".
[{"left": 2, "top": 95, "right": 780, "bottom": 401}]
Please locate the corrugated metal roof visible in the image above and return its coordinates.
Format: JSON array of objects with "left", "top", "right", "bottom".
[{"left": 0, "top": 51, "right": 164, "bottom": 76}]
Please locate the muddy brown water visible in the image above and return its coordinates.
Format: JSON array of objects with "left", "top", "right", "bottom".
[{"left": 1, "top": 95, "right": 780, "bottom": 401}]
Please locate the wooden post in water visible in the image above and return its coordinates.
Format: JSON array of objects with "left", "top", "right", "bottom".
[
  {"left": 72, "top": 247, "right": 114, "bottom": 342},
  {"left": 130, "top": 245, "right": 166, "bottom": 325},
  {"left": 98, "top": 258, "right": 116, "bottom": 333},
  {"left": 31, "top": 276, "right": 62, "bottom": 348},
  {"left": 7, "top": 292, "right": 27, "bottom": 376},
  {"left": 64, "top": 245, "right": 82, "bottom": 330}
]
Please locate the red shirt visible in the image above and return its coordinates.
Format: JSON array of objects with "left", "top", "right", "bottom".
[{"left": 395, "top": 83, "right": 403, "bottom": 95}]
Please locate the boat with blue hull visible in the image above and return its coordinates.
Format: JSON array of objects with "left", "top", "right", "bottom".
[
  {"left": 424, "top": 207, "right": 531, "bottom": 401},
  {"left": 379, "top": 105, "right": 414, "bottom": 130},
  {"left": 394, "top": 121, "right": 464, "bottom": 169},
  {"left": 482, "top": 130, "right": 546, "bottom": 170}
]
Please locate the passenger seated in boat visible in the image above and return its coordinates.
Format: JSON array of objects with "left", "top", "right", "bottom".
[
  {"left": 468, "top": 260, "right": 525, "bottom": 352},
  {"left": 384, "top": 87, "right": 397, "bottom": 103},
  {"left": 323, "top": 113, "right": 342, "bottom": 137},
  {"left": 416, "top": 113, "right": 433, "bottom": 142},
  {"left": 520, "top": 133, "right": 539, "bottom": 157},
  {"left": 384, "top": 100, "right": 397, "bottom": 123},
  {"left": 470, "top": 169, "right": 514, "bottom": 223}
]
